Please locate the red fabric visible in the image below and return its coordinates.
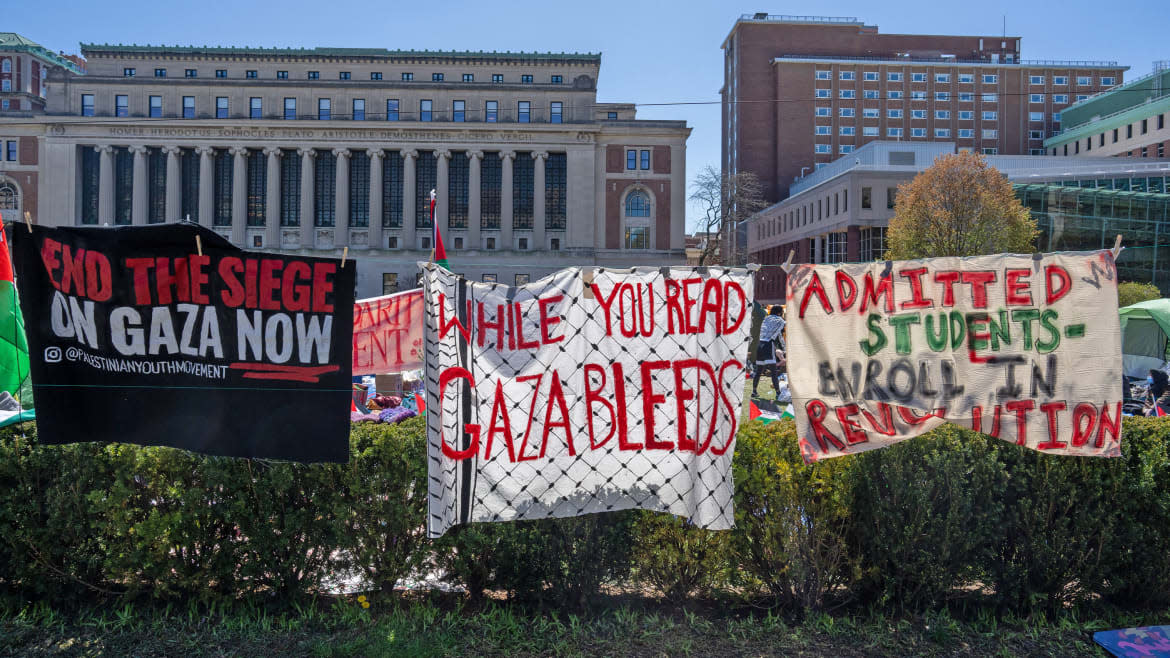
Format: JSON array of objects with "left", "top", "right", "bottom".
[
  {"left": 431, "top": 197, "right": 447, "bottom": 263},
  {"left": 0, "top": 228, "right": 14, "bottom": 284},
  {"left": 415, "top": 392, "right": 426, "bottom": 413},
  {"left": 749, "top": 401, "right": 761, "bottom": 420},
  {"left": 1157, "top": 405, "right": 1167, "bottom": 417}
]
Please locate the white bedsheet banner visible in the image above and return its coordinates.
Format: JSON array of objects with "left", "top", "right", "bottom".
[
  {"left": 424, "top": 264, "right": 753, "bottom": 538},
  {"left": 786, "top": 250, "right": 1124, "bottom": 463}
]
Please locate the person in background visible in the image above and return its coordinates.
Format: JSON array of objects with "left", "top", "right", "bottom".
[
  {"left": 752, "top": 305, "right": 785, "bottom": 399},
  {"left": 1146, "top": 369, "right": 1170, "bottom": 416}
]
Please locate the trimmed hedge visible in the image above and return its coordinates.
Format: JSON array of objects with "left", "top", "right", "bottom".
[{"left": 1, "top": 416, "right": 1168, "bottom": 613}]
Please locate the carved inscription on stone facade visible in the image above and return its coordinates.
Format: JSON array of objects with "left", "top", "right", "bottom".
[{"left": 102, "top": 126, "right": 591, "bottom": 143}]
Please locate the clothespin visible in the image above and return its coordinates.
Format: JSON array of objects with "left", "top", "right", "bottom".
[
  {"left": 582, "top": 268, "right": 595, "bottom": 300},
  {"left": 1111, "top": 234, "right": 1123, "bottom": 259},
  {"left": 780, "top": 249, "right": 796, "bottom": 274},
  {"left": 340, "top": 246, "right": 348, "bottom": 268},
  {"left": 195, "top": 235, "right": 203, "bottom": 257},
  {"left": 746, "top": 263, "right": 762, "bottom": 272},
  {"left": 23, "top": 211, "right": 31, "bottom": 233}
]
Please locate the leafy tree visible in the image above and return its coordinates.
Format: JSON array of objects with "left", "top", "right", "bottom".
[
  {"left": 1118, "top": 281, "right": 1162, "bottom": 308},
  {"left": 690, "top": 166, "right": 767, "bottom": 265},
  {"left": 887, "top": 152, "right": 1038, "bottom": 260}
]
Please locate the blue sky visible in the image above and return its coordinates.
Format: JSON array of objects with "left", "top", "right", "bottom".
[{"left": 10, "top": 0, "right": 1167, "bottom": 230}]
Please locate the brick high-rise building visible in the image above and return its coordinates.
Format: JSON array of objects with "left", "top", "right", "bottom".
[{"left": 722, "top": 14, "right": 1127, "bottom": 203}]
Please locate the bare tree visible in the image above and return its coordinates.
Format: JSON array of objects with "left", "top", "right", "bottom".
[{"left": 689, "top": 166, "right": 768, "bottom": 266}]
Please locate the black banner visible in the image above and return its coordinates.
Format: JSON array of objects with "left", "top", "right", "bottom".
[{"left": 11, "top": 223, "right": 354, "bottom": 462}]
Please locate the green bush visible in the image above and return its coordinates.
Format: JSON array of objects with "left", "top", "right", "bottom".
[
  {"left": 731, "top": 419, "right": 859, "bottom": 609},
  {"left": 631, "top": 512, "right": 729, "bottom": 601}
]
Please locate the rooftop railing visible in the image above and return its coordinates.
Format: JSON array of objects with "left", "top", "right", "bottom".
[
  {"left": 739, "top": 14, "right": 863, "bottom": 24},
  {"left": 774, "top": 53, "right": 1121, "bottom": 67},
  {"left": 1050, "top": 92, "right": 1170, "bottom": 136}
]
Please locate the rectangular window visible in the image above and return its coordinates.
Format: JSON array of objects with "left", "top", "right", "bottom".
[
  {"left": 815, "top": 70, "right": 830, "bottom": 80},
  {"left": 452, "top": 100, "right": 464, "bottom": 122},
  {"left": 912, "top": 73, "right": 926, "bottom": 82},
  {"left": 1053, "top": 112, "right": 1061, "bottom": 123},
  {"left": 246, "top": 70, "right": 257, "bottom": 79},
  {"left": 402, "top": 72, "right": 413, "bottom": 81},
  {"left": 1030, "top": 94, "right": 1044, "bottom": 103},
  {"left": 447, "top": 152, "right": 469, "bottom": 228},
  {"left": 1029, "top": 75, "right": 1044, "bottom": 84},
  {"left": 246, "top": 150, "right": 266, "bottom": 227},
  {"left": 888, "top": 90, "right": 903, "bottom": 99},
  {"left": 959, "top": 73, "right": 974, "bottom": 83},
  {"left": 315, "top": 150, "right": 335, "bottom": 227},
  {"left": 182, "top": 96, "right": 195, "bottom": 119},
  {"left": 887, "top": 128, "right": 903, "bottom": 137},
  {"left": 420, "top": 99, "right": 432, "bottom": 121},
  {"left": 382, "top": 273, "right": 398, "bottom": 294},
  {"left": 864, "top": 71, "right": 878, "bottom": 81},
  {"left": 485, "top": 100, "right": 498, "bottom": 122},
  {"left": 123, "top": 67, "right": 135, "bottom": 77},
  {"left": 317, "top": 98, "right": 331, "bottom": 120},
  {"left": 349, "top": 151, "right": 369, "bottom": 227},
  {"left": 352, "top": 98, "right": 365, "bottom": 120},
  {"left": 815, "top": 89, "right": 831, "bottom": 98},
  {"left": 115, "top": 95, "right": 128, "bottom": 117},
  {"left": 81, "top": 94, "right": 95, "bottom": 116},
  {"left": 935, "top": 128, "right": 950, "bottom": 137},
  {"left": 155, "top": 68, "right": 167, "bottom": 77},
  {"left": 936, "top": 73, "right": 950, "bottom": 83},
  {"left": 982, "top": 110, "right": 997, "bottom": 120},
  {"left": 1077, "top": 76, "right": 1091, "bottom": 85},
  {"left": 1142, "top": 119, "right": 1148, "bottom": 134},
  {"left": 521, "top": 74, "right": 533, "bottom": 84},
  {"left": 935, "top": 110, "right": 950, "bottom": 119},
  {"left": 935, "top": 92, "right": 949, "bottom": 101},
  {"left": 415, "top": 151, "right": 437, "bottom": 228},
  {"left": 308, "top": 71, "right": 320, "bottom": 80},
  {"left": 912, "top": 109, "right": 926, "bottom": 119},
  {"left": 640, "top": 149, "right": 650, "bottom": 169},
  {"left": 888, "top": 72, "right": 903, "bottom": 82},
  {"left": 625, "top": 227, "right": 649, "bottom": 250},
  {"left": 114, "top": 147, "right": 133, "bottom": 225},
  {"left": 864, "top": 90, "right": 879, "bottom": 99},
  {"left": 607, "top": 111, "right": 617, "bottom": 120},
  {"left": 911, "top": 91, "right": 926, "bottom": 100},
  {"left": 1054, "top": 76, "right": 1067, "bottom": 85},
  {"left": 185, "top": 68, "right": 197, "bottom": 78},
  {"left": 887, "top": 187, "right": 897, "bottom": 209},
  {"left": 1029, "top": 111, "right": 1044, "bottom": 121},
  {"left": 982, "top": 148, "right": 998, "bottom": 155},
  {"left": 840, "top": 145, "right": 854, "bottom": 154},
  {"left": 284, "top": 97, "right": 296, "bottom": 120},
  {"left": 250, "top": 97, "right": 262, "bottom": 119},
  {"left": 149, "top": 95, "right": 162, "bottom": 118},
  {"left": 911, "top": 128, "right": 926, "bottom": 137},
  {"left": 371, "top": 72, "right": 383, "bottom": 80},
  {"left": 180, "top": 148, "right": 199, "bottom": 221},
  {"left": 1128, "top": 124, "right": 1133, "bottom": 138},
  {"left": 982, "top": 129, "right": 998, "bottom": 139},
  {"left": 550, "top": 101, "right": 562, "bottom": 123},
  {"left": 280, "top": 149, "right": 300, "bottom": 226},
  {"left": 277, "top": 70, "right": 288, "bottom": 79},
  {"left": 815, "top": 126, "right": 830, "bottom": 135},
  {"left": 492, "top": 74, "right": 503, "bottom": 83},
  {"left": 863, "top": 126, "right": 878, "bottom": 136},
  {"left": 379, "top": 149, "right": 402, "bottom": 228},
  {"left": 840, "top": 89, "right": 855, "bottom": 99},
  {"left": 512, "top": 152, "right": 534, "bottom": 229},
  {"left": 1053, "top": 94, "right": 1068, "bottom": 103},
  {"left": 1159, "top": 114, "right": 1165, "bottom": 130},
  {"left": 816, "top": 107, "right": 831, "bottom": 117},
  {"left": 888, "top": 109, "right": 903, "bottom": 118},
  {"left": 386, "top": 99, "right": 399, "bottom": 121},
  {"left": 863, "top": 108, "right": 879, "bottom": 118},
  {"left": 815, "top": 144, "right": 831, "bottom": 154},
  {"left": 1029, "top": 130, "right": 1044, "bottom": 139},
  {"left": 216, "top": 96, "right": 229, "bottom": 118},
  {"left": 4, "top": 141, "right": 12, "bottom": 161},
  {"left": 958, "top": 128, "right": 974, "bottom": 138},
  {"left": 215, "top": 69, "right": 226, "bottom": 78},
  {"left": 462, "top": 73, "right": 474, "bottom": 82},
  {"left": 1113, "top": 128, "right": 1119, "bottom": 142},
  {"left": 959, "top": 110, "right": 973, "bottom": 120},
  {"left": 517, "top": 101, "right": 530, "bottom": 123},
  {"left": 432, "top": 73, "right": 444, "bottom": 82},
  {"left": 1077, "top": 94, "right": 1089, "bottom": 102},
  {"left": 482, "top": 274, "right": 497, "bottom": 283},
  {"left": 626, "top": 149, "right": 637, "bottom": 169},
  {"left": 959, "top": 92, "right": 974, "bottom": 102},
  {"left": 1102, "top": 77, "right": 1116, "bottom": 86},
  {"left": 840, "top": 71, "right": 854, "bottom": 80},
  {"left": 840, "top": 126, "right": 855, "bottom": 136},
  {"left": 983, "top": 74, "right": 998, "bottom": 84},
  {"left": 861, "top": 187, "right": 871, "bottom": 209},
  {"left": 339, "top": 71, "right": 351, "bottom": 80},
  {"left": 840, "top": 107, "right": 855, "bottom": 117},
  {"left": 214, "top": 150, "right": 232, "bottom": 227}
]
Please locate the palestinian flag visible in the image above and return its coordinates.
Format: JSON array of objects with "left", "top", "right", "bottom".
[
  {"left": 430, "top": 189, "right": 449, "bottom": 270},
  {"left": 749, "top": 398, "right": 793, "bottom": 424},
  {"left": 0, "top": 225, "right": 33, "bottom": 428}
]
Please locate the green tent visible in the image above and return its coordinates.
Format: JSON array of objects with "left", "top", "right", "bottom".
[{"left": 1119, "top": 299, "right": 1170, "bottom": 378}]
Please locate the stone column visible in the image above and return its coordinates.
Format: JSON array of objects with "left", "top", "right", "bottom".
[
  {"left": 468, "top": 150, "right": 483, "bottom": 249},
  {"left": 532, "top": 151, "right": 548, "bottom": 250},
  {"left": 435, "top": 149, "right": 450, "bottom": 239},
  {"left": 264, "top": 147, "right": 282, "bottom": 248},
  {"left": 96, "top": 145, "right": 115, "bottom": 224},
  {"left": 230, "top": 147, "right": 248, "bottom": 245},
  {"left": 501, "top": 150, "right": 515, "bottom": 250},
  {"left": 368, "top": 148, "right": 384, "bottom": 249},
  {"left": 163, "top": 146, "right": 181, "bottom": 222},
  {"left": 333, "top": 148, "right": 350, "bottom": 247},
  {"left": 402, "top": 149, "right": 418, "bottom": 249},
  {"left": 298, "top": 148, "right": 316, "bottom": 247},
  {"left": 130, "top": 146, "right": 148, "bottom": 225},
  {"left": 196, "top": 146, "right": 214, "bottom": 227}
]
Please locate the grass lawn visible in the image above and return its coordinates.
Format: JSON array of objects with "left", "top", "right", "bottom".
[{"left": 1, "top": 594, "right": 1146, "bottom": 657}]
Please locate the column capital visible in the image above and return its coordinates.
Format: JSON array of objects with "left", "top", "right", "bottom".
[
  {"left": 94, "top": 145, "right": 114, "bottom": 154},
  {"left": 435, "top": 148, "right": 452, "bottom": 160},
  {"left": 263, "top": 146, "right": 283, "bottom": 157},
  {"left": 194, "top": 145, "right": 215, "bottom": 156},
  {"left": 298, "top": 147, "right": 317, "bottom": 158},
  {"left": 128, "top": 145, "right": 149, "bottom": 155},
  {"left": 160, "top": 145, "right": 182, "bottom": 155},
  {"left": 501, "top": 150, "right": 516, "bottom": 161},
  {"left": 532, "top": 150, "right": 549, "bottom": 161},
  {"left": 403, "top": 149, "right": 419, "bottom": 160},
  {"left": 367, "top": 148, "right": 386, "bottom": 160},
  {"left": 228, "top": 146, "right": 249, "bottom": 157},
  {"left": 468, "top": 150, "right": 485, "bottom": 160},
  {"left": 332, "top": 147, "right": 351, "bottom": 159}
]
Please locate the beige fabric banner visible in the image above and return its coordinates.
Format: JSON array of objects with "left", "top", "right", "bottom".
[{"left": 786, "top": 250, "right": 1124, "bottom": 463}]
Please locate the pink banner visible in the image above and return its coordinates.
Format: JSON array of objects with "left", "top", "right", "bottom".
[{"left": 353, "top": 290, "right": 424, "bottom": 375}]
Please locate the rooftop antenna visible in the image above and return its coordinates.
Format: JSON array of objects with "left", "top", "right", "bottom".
[{"left": 1003, "top": 15, "right": 1006, "bottom": 38}]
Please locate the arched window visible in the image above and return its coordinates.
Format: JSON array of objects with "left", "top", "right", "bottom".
[
  {"left": 625, "top": 190, "right": 650, "bottom": 217},
  {"left": 0, "top": 181, "right": 18, "bottom": 211}
]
